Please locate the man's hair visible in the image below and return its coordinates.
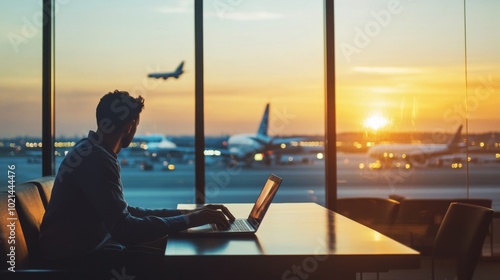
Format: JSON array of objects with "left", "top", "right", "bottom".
[{"left": 96, "top": 90, "right": 145, "bottom": 131}]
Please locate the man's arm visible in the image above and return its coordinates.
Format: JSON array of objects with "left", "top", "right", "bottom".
[
  {"left": 127, "top": 206, "right": 185, "bottom": 218},
  {"left": 78, "top": 152, "right": 232, "bottom": 246}
]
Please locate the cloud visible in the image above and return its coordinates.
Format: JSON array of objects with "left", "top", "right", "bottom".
[
  {"left": 157, "top": 0, "right": 192, "bottom": 14},
  {"left": 222, "top": 11, "right": 284, "bottom": 21},
  {"left": 155, "top": 1, "right": 284, "bottom": 21},
  {"left": 352, "top": 67, "right": 422, "bottom": 75}
]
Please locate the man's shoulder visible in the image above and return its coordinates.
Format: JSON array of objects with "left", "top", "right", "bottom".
[
  {"left": 55, "top": 143, "right": 119, "bottom": 185},
  {"left": 58, "top": 138, "right": 117, "bottom": 173}
]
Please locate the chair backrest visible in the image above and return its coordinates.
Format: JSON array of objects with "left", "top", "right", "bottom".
[
  {"left": 432, "top": 202, "right": 493, "bottom": 280},
  {"left": 336, "top": 197, "right": 400, "bottom": 226},
  {"left": 394, "top": 199, "right": 452, "bottom": 225},
  {"left": 14, "top": 182, "right": 47, "bottom": 263},
  {"left": 28, "top": 175, "right": 56, "bottom": 208},
  {"left": 0, "top": 191, "right": 30, "bottom": 269}
]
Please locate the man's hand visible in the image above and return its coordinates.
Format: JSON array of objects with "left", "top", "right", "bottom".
[{"left": 185, "top": 204, "right": 235, "bottom": 230}]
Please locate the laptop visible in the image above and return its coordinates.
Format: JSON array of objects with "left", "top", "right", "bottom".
[{"left": 179, "top": 173, "right": 283, "bottom": 236}]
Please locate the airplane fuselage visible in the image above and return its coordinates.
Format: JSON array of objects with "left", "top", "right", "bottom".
[{"left": 227, "top": 133, "right": 271, "bottom": 160}]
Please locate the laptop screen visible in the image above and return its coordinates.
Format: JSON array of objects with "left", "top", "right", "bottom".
[{"left": 248, "top": 174, "right": 282, "bottom": 226}]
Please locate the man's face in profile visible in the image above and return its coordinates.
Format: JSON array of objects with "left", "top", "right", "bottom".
[{"left": 122, "top": 116, "right": 139, "bottom": 148}]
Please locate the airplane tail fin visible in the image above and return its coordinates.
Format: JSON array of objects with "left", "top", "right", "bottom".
[
  {"left": 447, "top": 125, "right": 463, "bottom": 148},
  {"left": 257, "top": 103, "right": 270, "bottom": 136},
  {"left": 175, "top": 61, "right": 184, "bottom": 73}
]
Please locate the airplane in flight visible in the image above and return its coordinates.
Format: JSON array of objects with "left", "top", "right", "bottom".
[
  {"left": 148, "top": 61, "right": 184, "bottom": 80},
  {"left": 367, "top": 125, "right": 464, "bottom": 168}
]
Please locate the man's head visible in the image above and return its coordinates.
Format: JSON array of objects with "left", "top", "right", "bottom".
[{"left": 96, "top": 90, "right": 144, "bottom": 148}]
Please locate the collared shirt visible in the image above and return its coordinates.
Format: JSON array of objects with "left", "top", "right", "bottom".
[{"left": 39, "top": 131, "right": 189, "bottom": 260}]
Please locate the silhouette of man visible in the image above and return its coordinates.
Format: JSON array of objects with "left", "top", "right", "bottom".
[{"left": 39, "top": 90, "right": 234, "bottom": 277}]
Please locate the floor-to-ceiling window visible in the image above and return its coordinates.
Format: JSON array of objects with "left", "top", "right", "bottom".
[
  {"left": 54, "top": 0, "right": 195, "bottom": 208},
  {"left": 466, "top": 0, "right": 500, "bottom": 209},
  {"left": 0, "top": 0, "right": 43, "bottom": 183},
  {"left": 335, "top": 0, "right": 500, "bottom": 210},
  {"left": 2, "top": 0, "right": 499, "bottom": 212},
  {"left": 203, "top": 0, "right": 325, "bottom": 205}
]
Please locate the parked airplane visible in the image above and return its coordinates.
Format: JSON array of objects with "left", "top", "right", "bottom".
[
  {"left": 226, "top": 104, "right": 272, "bottom": 165},
  {"left": 126, "top": 104, "right": 321, "bottom": 167},
  {"left": 367, "top": 125, "right": 464, "bottom": 168},
  {"left": 148, "top": 61, "right": 184, "bottom": 80},
  {"left": 226, "top": 104, "right": 317, "bottom": 166}
]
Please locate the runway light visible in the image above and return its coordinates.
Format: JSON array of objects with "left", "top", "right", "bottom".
[
  {"left": 254, "top": 153, "right": 264, "bottom": 161},
  {"left": 162, "top": 161, "right": 175, "bottom": 171},
  {"left": 359, "top": 163, "right": 365, "bottom": 169},
  {"left": 204, "top": 149, "right": 222, "bottom": 156},
  {"left": 405, "top": 163, "right": 411, "bottom": 169},
  {"left": 369, "top": 161, "right": 382, "bottom": 169}
]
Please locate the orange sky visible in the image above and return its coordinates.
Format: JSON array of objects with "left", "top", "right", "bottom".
[{"left": 1, "top": 0, "right": 499, "bottom": 138}]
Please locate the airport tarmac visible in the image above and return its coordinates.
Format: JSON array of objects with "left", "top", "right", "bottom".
[{"left": 2, "top": 153, "right": 500, "bottom": 210}]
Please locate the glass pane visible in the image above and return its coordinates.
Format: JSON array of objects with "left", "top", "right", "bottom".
[
  {"left": 55, "top": 0, "right": 195, "bottom": 208},
  {"left": 467, "top": 0, "right": 500, "bottom": 211},
  {"left": 0, "top": 0, "right": 43, "bottom": 183},
  {"left": 335, "top": 0, "right": 468, "bottom": 200},
  {"left": 204, "top": 0, "right": 325, "bottom": 205}
]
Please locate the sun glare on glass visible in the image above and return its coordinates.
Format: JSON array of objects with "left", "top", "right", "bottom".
[{"left": 363, "top": 114, "right": 389, "bottom": 131}]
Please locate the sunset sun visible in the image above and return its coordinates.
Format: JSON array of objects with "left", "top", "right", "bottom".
[{"left": 363, "top": 114, "right": 389, "bottom": 131}]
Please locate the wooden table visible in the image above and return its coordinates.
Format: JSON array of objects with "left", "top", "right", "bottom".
[{"left": 164, "top": 203, "right": 420, "bottom": 279}]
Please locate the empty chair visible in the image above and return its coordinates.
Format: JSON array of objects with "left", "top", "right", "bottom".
[
  {"left": 388, "top": 199, "right": 452, "bottom": 252},
  {"left": 432, "top": 202, "right": 493, "bottom": 280},
  {"left": 336, "top": 197, "right": 400, "bottom": 229}
]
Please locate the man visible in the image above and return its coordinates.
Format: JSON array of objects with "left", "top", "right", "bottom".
[{"left": 39, "top": 90, "right": 234, "bottom": 275}]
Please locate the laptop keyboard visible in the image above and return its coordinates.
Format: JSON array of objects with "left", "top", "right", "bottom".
[
  {"left": 229, "top": 220, "right": 253, "bottom": 231},
  {"left": 213, "top": 219, "right": 253, "bottom": 232}
]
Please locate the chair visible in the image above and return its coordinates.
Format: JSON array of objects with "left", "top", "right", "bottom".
[
  {"left": 432, "top": 202, "right": 493, "bottom": 280},
  {"left": 388, "top": 199, "right": 452, "bottom": 253},
  {"left": 336, "top": 197, "right": 400, "bottom": 229},
  {"left": 0, "top": 191, "right": 30, "bottom": 269},
  {"left": 13, "top": 182, "right": 47, "bottom": 264},
  {"left": 28, "top": 175, "right": 56, "bottom": 208}
]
